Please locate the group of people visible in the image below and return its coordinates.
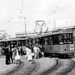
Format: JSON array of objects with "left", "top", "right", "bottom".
[
  {"left": 25, "top": 44, "right": 44, "bottom": 61},
  {"left": 4, "top": 45, "right": 13, "bottom": 65},
  {"left": 3, "top": 45, "right": 21, "bottom": 65},
  {"left": 3, "top": 44, "right": 44, "bottom": 65}
]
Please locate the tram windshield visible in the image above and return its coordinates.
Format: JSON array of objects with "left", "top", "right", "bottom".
[{"left": 43, "top": 33, "right": 73, "bottom": 45}]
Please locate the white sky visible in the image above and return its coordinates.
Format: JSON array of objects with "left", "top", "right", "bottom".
[{"left": 0, "top": 0, "right": 75, "bottom": 37}]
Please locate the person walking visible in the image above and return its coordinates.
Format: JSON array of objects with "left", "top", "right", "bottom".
[{"left": 25, "top": 46, "right": 34, "bottom": 61}]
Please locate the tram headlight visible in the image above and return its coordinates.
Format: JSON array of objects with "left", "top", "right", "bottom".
[
  {"left": 70, "top": 47, "right": 74, "bottom": 50},
  {"left": 70, "top": 44, "right": 74, "bottom": 50}
]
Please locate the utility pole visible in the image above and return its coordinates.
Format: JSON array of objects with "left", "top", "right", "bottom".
[
  {"left": 20, "top": 16, "right": 26, "bottom": 36},
  {"left": 53, "top": 0, "right": 59, "bottom": 28}
]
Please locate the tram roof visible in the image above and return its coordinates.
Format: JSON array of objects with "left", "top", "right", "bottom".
[
  {"left": 29, "top": 29, "right": 73, "bottom": 39},
  {"left": 0, "top": 37, "right": 28, "bottom": 42}
]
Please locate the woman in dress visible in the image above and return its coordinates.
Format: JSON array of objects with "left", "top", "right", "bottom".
[{"left": 15, "top": 46, "right": 21, "bottom": 64}]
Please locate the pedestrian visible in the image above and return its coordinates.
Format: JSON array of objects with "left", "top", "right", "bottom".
[
  {"left": 39, "top": 44, "right": 44, "bottom": 57},
  {"left": 33, "top": 44, "right": 40, "bottom": 59},
  {"left": 11, "top": 46, "right": 15, "bottom": 61},
  {"left": 15, "top": 46, "right": 21, "bottom": 64},
  {"left": 9, "top": 46, "right": 13, "bottom": 63},
  {"left": 4, "top": 46, "right": 10, "bottom": 65},
  {"left": 20, "top": 47, "right": 23, "bottom": 56},
  {"left": 25, "top": 46, "right": 34, "bottom": 61}
]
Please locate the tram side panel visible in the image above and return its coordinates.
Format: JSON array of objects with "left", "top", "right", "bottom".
[
  {"left": 44, "top": 45, "right": 61, "bottom": 57},
  {"left": 44, "top": 44, "right": 75, "bottom": 57}
]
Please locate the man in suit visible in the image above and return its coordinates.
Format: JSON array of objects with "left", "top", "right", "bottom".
[
  {"left": 4, "top": 46, "right": 10, "bottom": 65},
  {"left": 9, "top": 45, "right": 13, "bottom": 63}
]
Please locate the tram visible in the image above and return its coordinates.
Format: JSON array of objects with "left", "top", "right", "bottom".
[
  {"left": 0, "top": 37, "right": 29, "bottom": 55},
  {"left": 0, "top": 26, "right": 75, "bottom": 57},
  {"left": 29, "top": 27, "right": 75, "bottom": 58}
]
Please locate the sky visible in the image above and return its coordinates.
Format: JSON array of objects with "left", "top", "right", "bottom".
[{"left": 0, "top": 0, "right": 75, "bottom": 37}]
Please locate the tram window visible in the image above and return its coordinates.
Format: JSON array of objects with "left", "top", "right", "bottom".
[
  {"left": 23, "top": 40, "right": 26, "bottom": 45},
  {"left": 48, "top": 36, "right": 53, "bottom": 45},
  {"left": 36, "top": 39, "right": 39, "bottom": 44},
  {"left": 0, "top": 42, "right": 5, "bottom": 46},
  {"left": 36, "top": 38, "right": 42, "bottom": 45},
  {"left": 26, "top": 40, "right": 29, "bottom": 46},
  {"left": 28, "top": 39, "right": 32, "bottom": 46},
  {"left": 13, "top": 41, "right": 17, "bottom": 45},
  {"left": 32, "top": 39, "right": 36, "bottom": 45},
  {"left": 53, "top": 35, "right": 59, "bottom": 44},
  {"left": 18, "top": 40, "right": 22, "bottom": 46},
  {"left": 21, "top": 40, "right": 26, "bottom": 46},
  {"left": 43, "top": 37, "right": 48, "bottom": 45},
  {"left": 59, "top": 33, "right": 73, "bottom": 44},
  {"left": 59, "top": 35, "right": 64, "bottom": 44},
  {"left": 38, "top": 38, "right": 42, "bottom": 44},
  {"left": 63, "top": 34, "right": 73, "bottom": 44}
]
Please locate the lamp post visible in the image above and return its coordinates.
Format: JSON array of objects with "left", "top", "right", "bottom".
[{"left": 20, "top": 16, "right": 26, "bottom": 36}]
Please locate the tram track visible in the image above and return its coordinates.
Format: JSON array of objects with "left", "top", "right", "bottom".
[
  {"left": 29, "top": 58, "right": 57, "bottom": 75},
  {"left": 6, "top": 59, "right": 36, "bottom": 75},
  {"left": 52, "top": 59, "right": 75, "bottom": 75},
  {"left": 40, "top": 59, "right": 64, "bottom": 75},
  {"left": 28, "top": 60, "right": 39, "bottom": 75},
  {"left": 5, "top": 58, "right": 75, "bottom": 75},
  {"left": 25, "top": 60, "right": 37, "bottom": 75},
  {"left": 6, "top": 61, "right": 24, "bottom": 75},
  {"left": 63, "top": 59, "right": 75, "bottom": 75},
  {"left": 40, "top": 59, "right": 75, "bottom": 75}
]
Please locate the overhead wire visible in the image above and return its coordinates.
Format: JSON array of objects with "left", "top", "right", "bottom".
[
  {"left": 0, "top": 13, "right": 21, "bottom": 25},
  {"left": 0, "top": 22, "right": 8, "bottom": 25},
  {"left": 40, "top": 0, "right": 59, "bottom": 20},
  {"left": 34, "top": 0, "right": 59, "bottom": 33},
  {"left": 0, "top": 0, "right": 24, "bottom": 25},
  {"left": 43, "top": 0, "right": 59, "bottom": 29},
  {"left": 8, "top": 13, "right": 21, "bottom": 22},
  {"left": 8, "top": 0, "right": 24, "bottom": 23},
  {"left": 41, "top": 12, "right": 55, "bottom": 20}
]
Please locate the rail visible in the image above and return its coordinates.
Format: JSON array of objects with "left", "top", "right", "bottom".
[
  {"left": 52, "top": 59, "right": 75, "bottom": 75},
  {"left": 6, "top": 60, "right": 36, "bottom": 75},
  {"left": 40, "top": 59, "right": 62, "bottom": 75},
  {"left": 6, "top": 61, "right": 24, "bottom": 75}
]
